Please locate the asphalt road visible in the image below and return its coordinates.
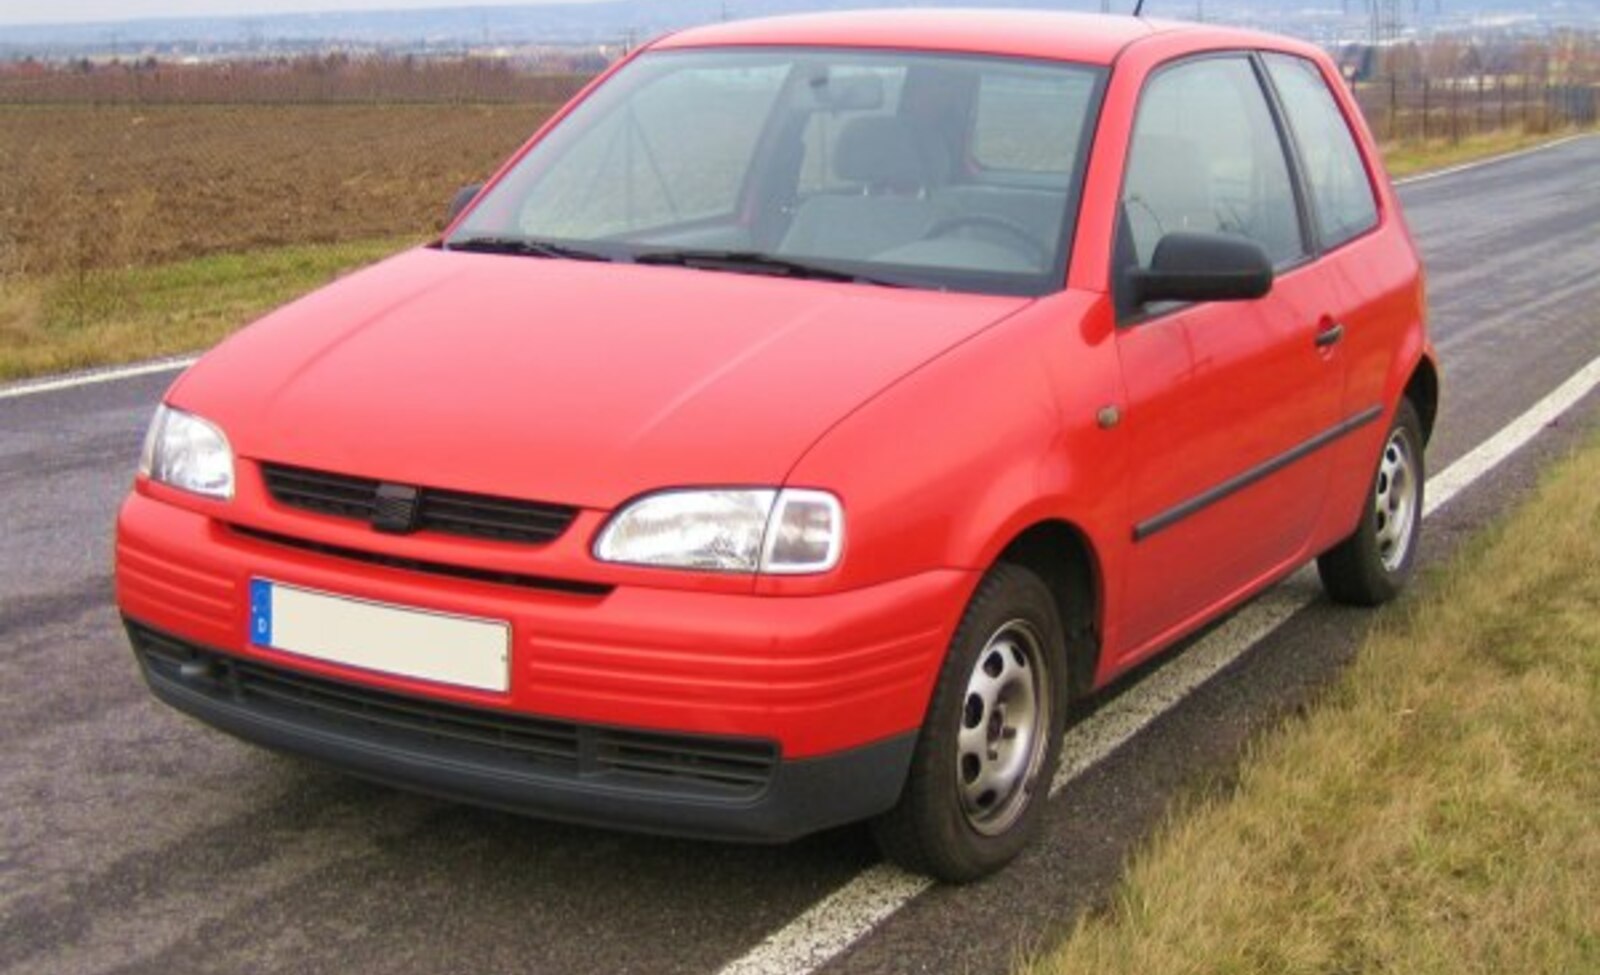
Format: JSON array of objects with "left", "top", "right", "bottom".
[{"left": 3, "top": 136, "right": 1598, "bottom": 975}]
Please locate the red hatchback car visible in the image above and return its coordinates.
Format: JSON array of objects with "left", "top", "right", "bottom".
[{"left": 118, "top": 10, "right": 1436, "bottom": 880}]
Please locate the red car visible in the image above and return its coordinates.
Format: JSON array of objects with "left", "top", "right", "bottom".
[{"left": 119, "top": 10, "right": 1436, "bottom": 881}]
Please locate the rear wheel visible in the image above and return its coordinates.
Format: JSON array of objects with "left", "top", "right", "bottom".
[
  {"left": 872, "top": 563, "right": 1068, "bottom": 883},
  {"left": 1318, "top": 399, "right": 1425, "bottom": 606}
]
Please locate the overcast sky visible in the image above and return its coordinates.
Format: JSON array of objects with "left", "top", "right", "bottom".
[{"left": 0, "top": 0, "right": 612, "bottom": 26}]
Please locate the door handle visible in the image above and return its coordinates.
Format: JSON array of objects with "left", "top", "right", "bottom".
[{"left": 1315, "top": 322, "right": 1346, "bottom": 348}]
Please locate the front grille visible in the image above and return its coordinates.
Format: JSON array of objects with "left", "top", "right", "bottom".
[
  {"left": 260, "top": 463, "right": 578, "bottom": 545},
  {"left": 130, "top": 623, "right": 777, "bottom": 799},
  {"left": 230, "top": 525, "right": 613, "bottom": 597}
]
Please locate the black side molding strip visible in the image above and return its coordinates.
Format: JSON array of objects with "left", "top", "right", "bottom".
[{"left": 1133, "top": 404, "right": 1384, "bottom": 542}]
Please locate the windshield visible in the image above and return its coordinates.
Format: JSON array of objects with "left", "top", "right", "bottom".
[{"left": 447, "top": 48, "right": 1106, "bottom": 296}]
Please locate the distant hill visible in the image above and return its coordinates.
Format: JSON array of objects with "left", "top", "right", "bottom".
[{"left": 4, "top": 0, "right": 1598, "bottom": 56}]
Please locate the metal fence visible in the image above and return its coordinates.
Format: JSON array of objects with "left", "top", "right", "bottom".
[{"left": 1352, "top": 75, "right": 1600, "bottom": 143}]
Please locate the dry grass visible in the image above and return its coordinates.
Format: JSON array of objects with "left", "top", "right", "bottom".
[
  {"left": 0, "top": 237, "right": 408, "bottom": 381},
  {"left": 1022, "top": 435, "right": 1600, "bottom": 975},
  {"left": 1379, "top": 124, "right": 1595, "bottom": 177},
  {"left": 0, "top": 104, "right": 1590, "bottom": 384},
  {"left": 0, "top": 102, "right": 557, "bottom": 275},
  {"left": 0, "top": 101, "right": 561, "bottom": 382}
]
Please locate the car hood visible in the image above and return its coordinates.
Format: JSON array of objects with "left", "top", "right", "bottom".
[{"left": 172, "top": 248, "right": 1031, "bottom": 509}]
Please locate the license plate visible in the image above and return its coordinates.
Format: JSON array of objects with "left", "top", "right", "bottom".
[{"left": 249, "top": 579, "right": 510, "bottom": 692}]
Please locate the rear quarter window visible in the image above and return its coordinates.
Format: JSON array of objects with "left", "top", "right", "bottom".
[{"left": 1264, "top": 53, "right": 1380, "bottom": 249}]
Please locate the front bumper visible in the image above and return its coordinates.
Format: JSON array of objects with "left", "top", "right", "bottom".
[
  {"left": 128, "top": 620, "right": 915, "bottom": 841},
  {"left": 116, "top": 491, "right": 971, "bottom": 839}
]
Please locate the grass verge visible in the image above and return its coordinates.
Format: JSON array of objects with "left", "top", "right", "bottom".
[
  {"left": 1022, "top": 433, "right": 1600, "bottom": 975},
  {"left": 0, "top": 237, "right": 410, "bottom": 382},
  {"left": 1379, "top": 124, "right": 1592, "bottom": 178}
]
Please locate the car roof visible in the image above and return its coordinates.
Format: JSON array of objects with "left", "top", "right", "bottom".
[
  {"left": 652, "top": 10, "right": 1171, "bottom": 65},
  {"left": 651, "top": 11, "right": 1319, "bottom": 66}
]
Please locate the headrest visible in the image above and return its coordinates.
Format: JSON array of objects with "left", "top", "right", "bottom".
[{"left": 834, "top": 115, "right": 927, "bottom": 190}]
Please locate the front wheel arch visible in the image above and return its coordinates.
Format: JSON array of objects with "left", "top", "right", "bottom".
[
  {"left": 872, "top": 562, "right": 1070, "bottom": 882},
  {"left": 992, "top": 520, "right": 1103, "bottom": 701}
]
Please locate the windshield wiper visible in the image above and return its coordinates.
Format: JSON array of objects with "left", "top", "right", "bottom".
[
  {"left": 634, "top": 249, "right": 906, "bottom": 287},
  {"left": 447, "top": 236, "right": 615, "bottom": 263}
]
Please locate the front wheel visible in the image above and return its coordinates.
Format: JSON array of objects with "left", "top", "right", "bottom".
[
  {"left": 1318, "top": 399, "right": 1426, "bottom": 606},
  {"left": 871, "top": 563, "right": 1069, "bottom": 883}
]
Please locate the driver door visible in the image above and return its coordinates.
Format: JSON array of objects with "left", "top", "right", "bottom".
[{"left": 1113, "top": 54, "right": 1346, "bottom": 658}]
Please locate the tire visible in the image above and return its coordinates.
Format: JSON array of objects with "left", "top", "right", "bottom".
[
  {"left": 871, "top": 562, "right": 1069, "bottom": 883},
  {"left": 1317, "top": 398, "right": 1426, "bottom": 607}
]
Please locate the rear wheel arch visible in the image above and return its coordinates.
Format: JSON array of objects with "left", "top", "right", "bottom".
[{"left": 1404, "top": 355, "right": 1440, "bottom": 445}]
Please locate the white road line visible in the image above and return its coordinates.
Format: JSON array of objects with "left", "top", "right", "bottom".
[
  {"left": 1424, "top": 356, "right": 1600, "bottom": 517},
  {"left": 715, "top": 353, "right": 1600, "bottom": 975},
  {"left": 716, "top": 867, "right": 934, "bottom": 975},
  {"left": 0, "top": 356, "right": 197, "bottom": 402},
  {"left": 1393, "top": 132, "right": 1590, "bottom": 186}
]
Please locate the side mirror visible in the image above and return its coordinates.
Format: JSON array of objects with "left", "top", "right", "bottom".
[
  {"left": 446, "top": 183, "right": 484, "bottom": 225},
  {"left": 1130, "top": 232, "right": 1273, "bottom": 306}
]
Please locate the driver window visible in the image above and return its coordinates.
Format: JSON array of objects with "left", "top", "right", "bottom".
[{"left": 1122, "top": 56, "right": 1304, "bottom": 271}]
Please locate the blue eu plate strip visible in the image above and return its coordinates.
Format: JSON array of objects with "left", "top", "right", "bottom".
[{"left": 249, "top": 578, "right": 274, "bottom": 647}]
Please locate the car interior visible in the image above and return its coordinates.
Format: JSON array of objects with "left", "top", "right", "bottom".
[
  {"left": 461, "top": 53, "right": 1100, "bottom": 294},
  {"left": 639, "top": 60, "right": 1089, "bottom": 280},
  {"left": 775, "top": 114, "right": 1061, "bottom": 273}
]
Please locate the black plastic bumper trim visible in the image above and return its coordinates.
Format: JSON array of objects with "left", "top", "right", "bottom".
[{"left": 126, "top": 618, "right": 915, "bottom": 843}]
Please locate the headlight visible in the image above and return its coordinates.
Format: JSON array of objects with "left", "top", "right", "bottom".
[
  {"left": 139, "top": 404, "right": 235, "bottom": 501},
  {"left": 595, "top": 488, "right": 844, "bottom": 575}
]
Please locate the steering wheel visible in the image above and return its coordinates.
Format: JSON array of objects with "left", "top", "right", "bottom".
[{"left": 923, "top": 213, "right": 1050, "bottom": 267}]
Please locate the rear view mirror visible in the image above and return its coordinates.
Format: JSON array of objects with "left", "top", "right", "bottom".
[
  {"left": 446, "top": 183, "right": 484, "bottom": 225},
  {"left": 1131, "top": 232, "right": 1273, "bottom": 306}
]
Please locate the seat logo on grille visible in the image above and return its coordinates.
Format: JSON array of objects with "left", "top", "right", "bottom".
[{"left": 372, "top": 483, "right": 421, "bottom": 535}]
